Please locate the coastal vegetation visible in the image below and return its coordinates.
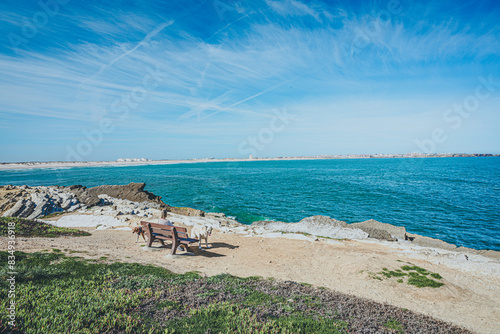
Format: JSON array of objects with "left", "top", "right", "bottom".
[
  {"left": 0, "top": 250, "right": 469, "bottom": 333},
  {"left": 0, "top": 217, "right": 91, "bottom": 238},
  {"left": 371, "top": 265, "right": 444, "bottom": 288}
]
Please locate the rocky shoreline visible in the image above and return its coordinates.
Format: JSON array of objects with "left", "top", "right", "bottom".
[{"left": 1, "top": 183, "right": 498, "bottom": 260}]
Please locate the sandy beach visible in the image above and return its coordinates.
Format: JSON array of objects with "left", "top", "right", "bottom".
[
  {"left": 1, "top": 154, "right": 497, "bottom": 171},
  {"left": 0, "top": 159, "right": 229, "bottom": 171},
  {"left": 5, "top": 213, "right": 499, "bottom": 334}
]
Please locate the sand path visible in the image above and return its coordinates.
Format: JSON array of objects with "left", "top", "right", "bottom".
[{"left": 5, "top": 227, "right": 499, "bottom": 334}]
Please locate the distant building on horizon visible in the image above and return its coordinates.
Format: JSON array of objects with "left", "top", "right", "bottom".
[{"left": 117, "top": 158, "right": 148, "bottom": 162}]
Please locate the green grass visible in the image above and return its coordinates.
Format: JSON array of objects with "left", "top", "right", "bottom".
[
  {"left": 401, "top": 265, "right": 430, "bottom": 275},
  {"left": 374, "top": 264, "right": 444, "bottom": 288},
  {"left": 156, "top": 299, "right": 182, "bottom": 311},
  {"left": 0, "top": 251, "right": 184, "bottom": 333},
  {"left": 0, "top": 251, "right": 351, "bottom": 334},
  {"left": 381, "top": 268, "right": 407, "bottom": 278},
  {"left": 164, "top": 303, "right": 348, "bottom": 334},
  {"left": 407, "top": 275, "right": 444, "bottom": 288},
  {"left": 0, "top": 217, "right": 91, "bottom": 238},
  {"left": 430, "top": 273, "right": 443, "bottom": 279},
  {"left": 384, "top": 319, "right": 404, "bottom": 333},
  {"left": 42, "top": 211, "right": 66, "bottom": 219}
]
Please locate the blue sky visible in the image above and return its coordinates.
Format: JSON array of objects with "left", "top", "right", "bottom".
[{"left": 0, "top": 0, "right": 499, "bottom": 162}]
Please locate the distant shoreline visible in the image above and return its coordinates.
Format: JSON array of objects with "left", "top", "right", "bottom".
[{"left": 0, "top": 153, "right": 498, "bottom": 171}]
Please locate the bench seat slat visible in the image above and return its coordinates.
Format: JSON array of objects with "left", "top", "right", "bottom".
[
  {"left": 152, "top": 232, "right": 174, "bottom": 237},
  {"left": 151, "top": 235, "right": 174, "bottom": 240},
  {"left": 178, "top": 237, "right": 198, "bottom": 243}
]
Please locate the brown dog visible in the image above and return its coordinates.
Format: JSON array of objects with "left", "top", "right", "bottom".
[{"left": 132, "top": 226, "right": 146, "bottom": 242}]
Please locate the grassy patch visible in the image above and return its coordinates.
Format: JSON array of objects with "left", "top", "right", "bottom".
[
  {"left": 430, "top": 273, "right": 442, "bottom": 279},
  {"left": 164, "top": 302, "right": 349, "bottom": 334},
  {"left": 43, "top": 211, "right": 66, "bottom": 219},
  {"left": 0, "top": 217, "right": 90, "bottom": 238},
  {"left": 156, "top": 299, "right": 182, "bottom": 311},
  {"left": 0, "top": 251, "right": 184, "bottom": 333},
  {"left": 0, "top": 252, "right": 461, "bottom": 334},
  {"left": 401, "top": 265, "right": 430, "bottom": 275},
  {"left": 374, "top": 264, "right": 444, "bottom": 288},
  {"left": 407, "top": 275, "right": 444, "bottom": 288},
  {"left": 0, "top": 252, "right": 348, "bottom": 333},
  {"left": 381, "top": 268, "right": 407, "bottom": 278},
  {"left": 384, "top": 318, "right": 404, "bottom": 333},
  {"left": 68, "top": 250, "right": 88, "bottom": 254}
]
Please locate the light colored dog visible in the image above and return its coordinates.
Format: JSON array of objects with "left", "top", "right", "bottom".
[{"left": 191, "top": 224, "right": 213, "bottom": 249}]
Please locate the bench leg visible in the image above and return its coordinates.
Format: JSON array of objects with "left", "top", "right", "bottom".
[
  {"left": 146, "top": 235, "right": 153, "bottom": 248},
  {"left": 171, "top": 238, "right": 178, "bottom": 255}
]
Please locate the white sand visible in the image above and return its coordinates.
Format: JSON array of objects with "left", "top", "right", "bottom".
[
  {"left": 0, "top": 158, "right": 294, "bottom": 171},
  {"left": 46, "top": 214, "right": 125, "bottom": 229}
]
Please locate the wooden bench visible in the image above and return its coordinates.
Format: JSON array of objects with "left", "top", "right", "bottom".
[{"left": 140, "top": 221, "right": 199, "bottom": 255}]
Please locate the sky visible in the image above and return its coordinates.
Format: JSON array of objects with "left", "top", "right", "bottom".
[{"left": 0, "top": 0, "right": 499, "bottom": 162}]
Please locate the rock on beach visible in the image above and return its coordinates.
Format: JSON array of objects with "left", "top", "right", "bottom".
[{"left": 252, "top": 215, "right": 369, "bottom": 240}]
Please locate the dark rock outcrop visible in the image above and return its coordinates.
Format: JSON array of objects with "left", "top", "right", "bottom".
[
  {"left": 358, "top": 227, "right": 396, "bottom": 241},
  {"left": 60, "top": 185, "right": 100, "bottom": 207},
  {"left": 165, "top": 205, "right": 205, "bottom": 217},
  {"left": 61, "top": 182, "right": 166, "bottom": 208},
  {"left": 349, "top": 219, "right": 406, "bottom": 241},
  {"left": 86, "top": 182, "right": 165, "bottom": 207}
]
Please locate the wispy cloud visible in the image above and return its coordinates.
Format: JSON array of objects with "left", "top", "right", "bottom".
[
  {"left": 265, "top": 0, "right": 322, "bottom": 21},
  {"left": 81, "top": 20, "right": 175, "bottom": 85},
  {"left": 0, "top": 0, "right": 499, "bottom": 161}
]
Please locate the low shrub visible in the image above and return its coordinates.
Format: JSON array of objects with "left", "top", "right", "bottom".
[
  {"left": 375, "top": 264, "right": 444, "bottom": 288},
  {"left": 0, "top": 217, "right": 90, "bottom": 238}
]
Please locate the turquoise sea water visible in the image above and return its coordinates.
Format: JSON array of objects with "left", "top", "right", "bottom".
[{"left": 1, "top": 157, "right": 499, "bottom": 251}]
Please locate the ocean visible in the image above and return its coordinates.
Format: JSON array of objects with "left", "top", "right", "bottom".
[{"left": 1, "top": 157, "right": 499, "bottom": 251}]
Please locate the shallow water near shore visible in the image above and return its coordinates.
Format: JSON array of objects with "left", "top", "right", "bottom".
[{"left": 1, "top": 157, "right": 499, "bottom": 251}]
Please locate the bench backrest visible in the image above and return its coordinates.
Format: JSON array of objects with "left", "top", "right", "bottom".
[
  {"left": 174, "top": 226, "right": 188, "bottom": 239},
  {"left": 140, "top": 221, "right": 175, "bottom": 237},
  {"left": 140, "top": 221, "right": 189, "bottom": 238}
]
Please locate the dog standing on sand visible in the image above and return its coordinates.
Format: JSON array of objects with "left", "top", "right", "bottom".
[
  {"left": 132, "top": 226, "right": 146, "bottom": 243},
  {"left": 191, "top": 224, "right": 213, "bottom": 249}
]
